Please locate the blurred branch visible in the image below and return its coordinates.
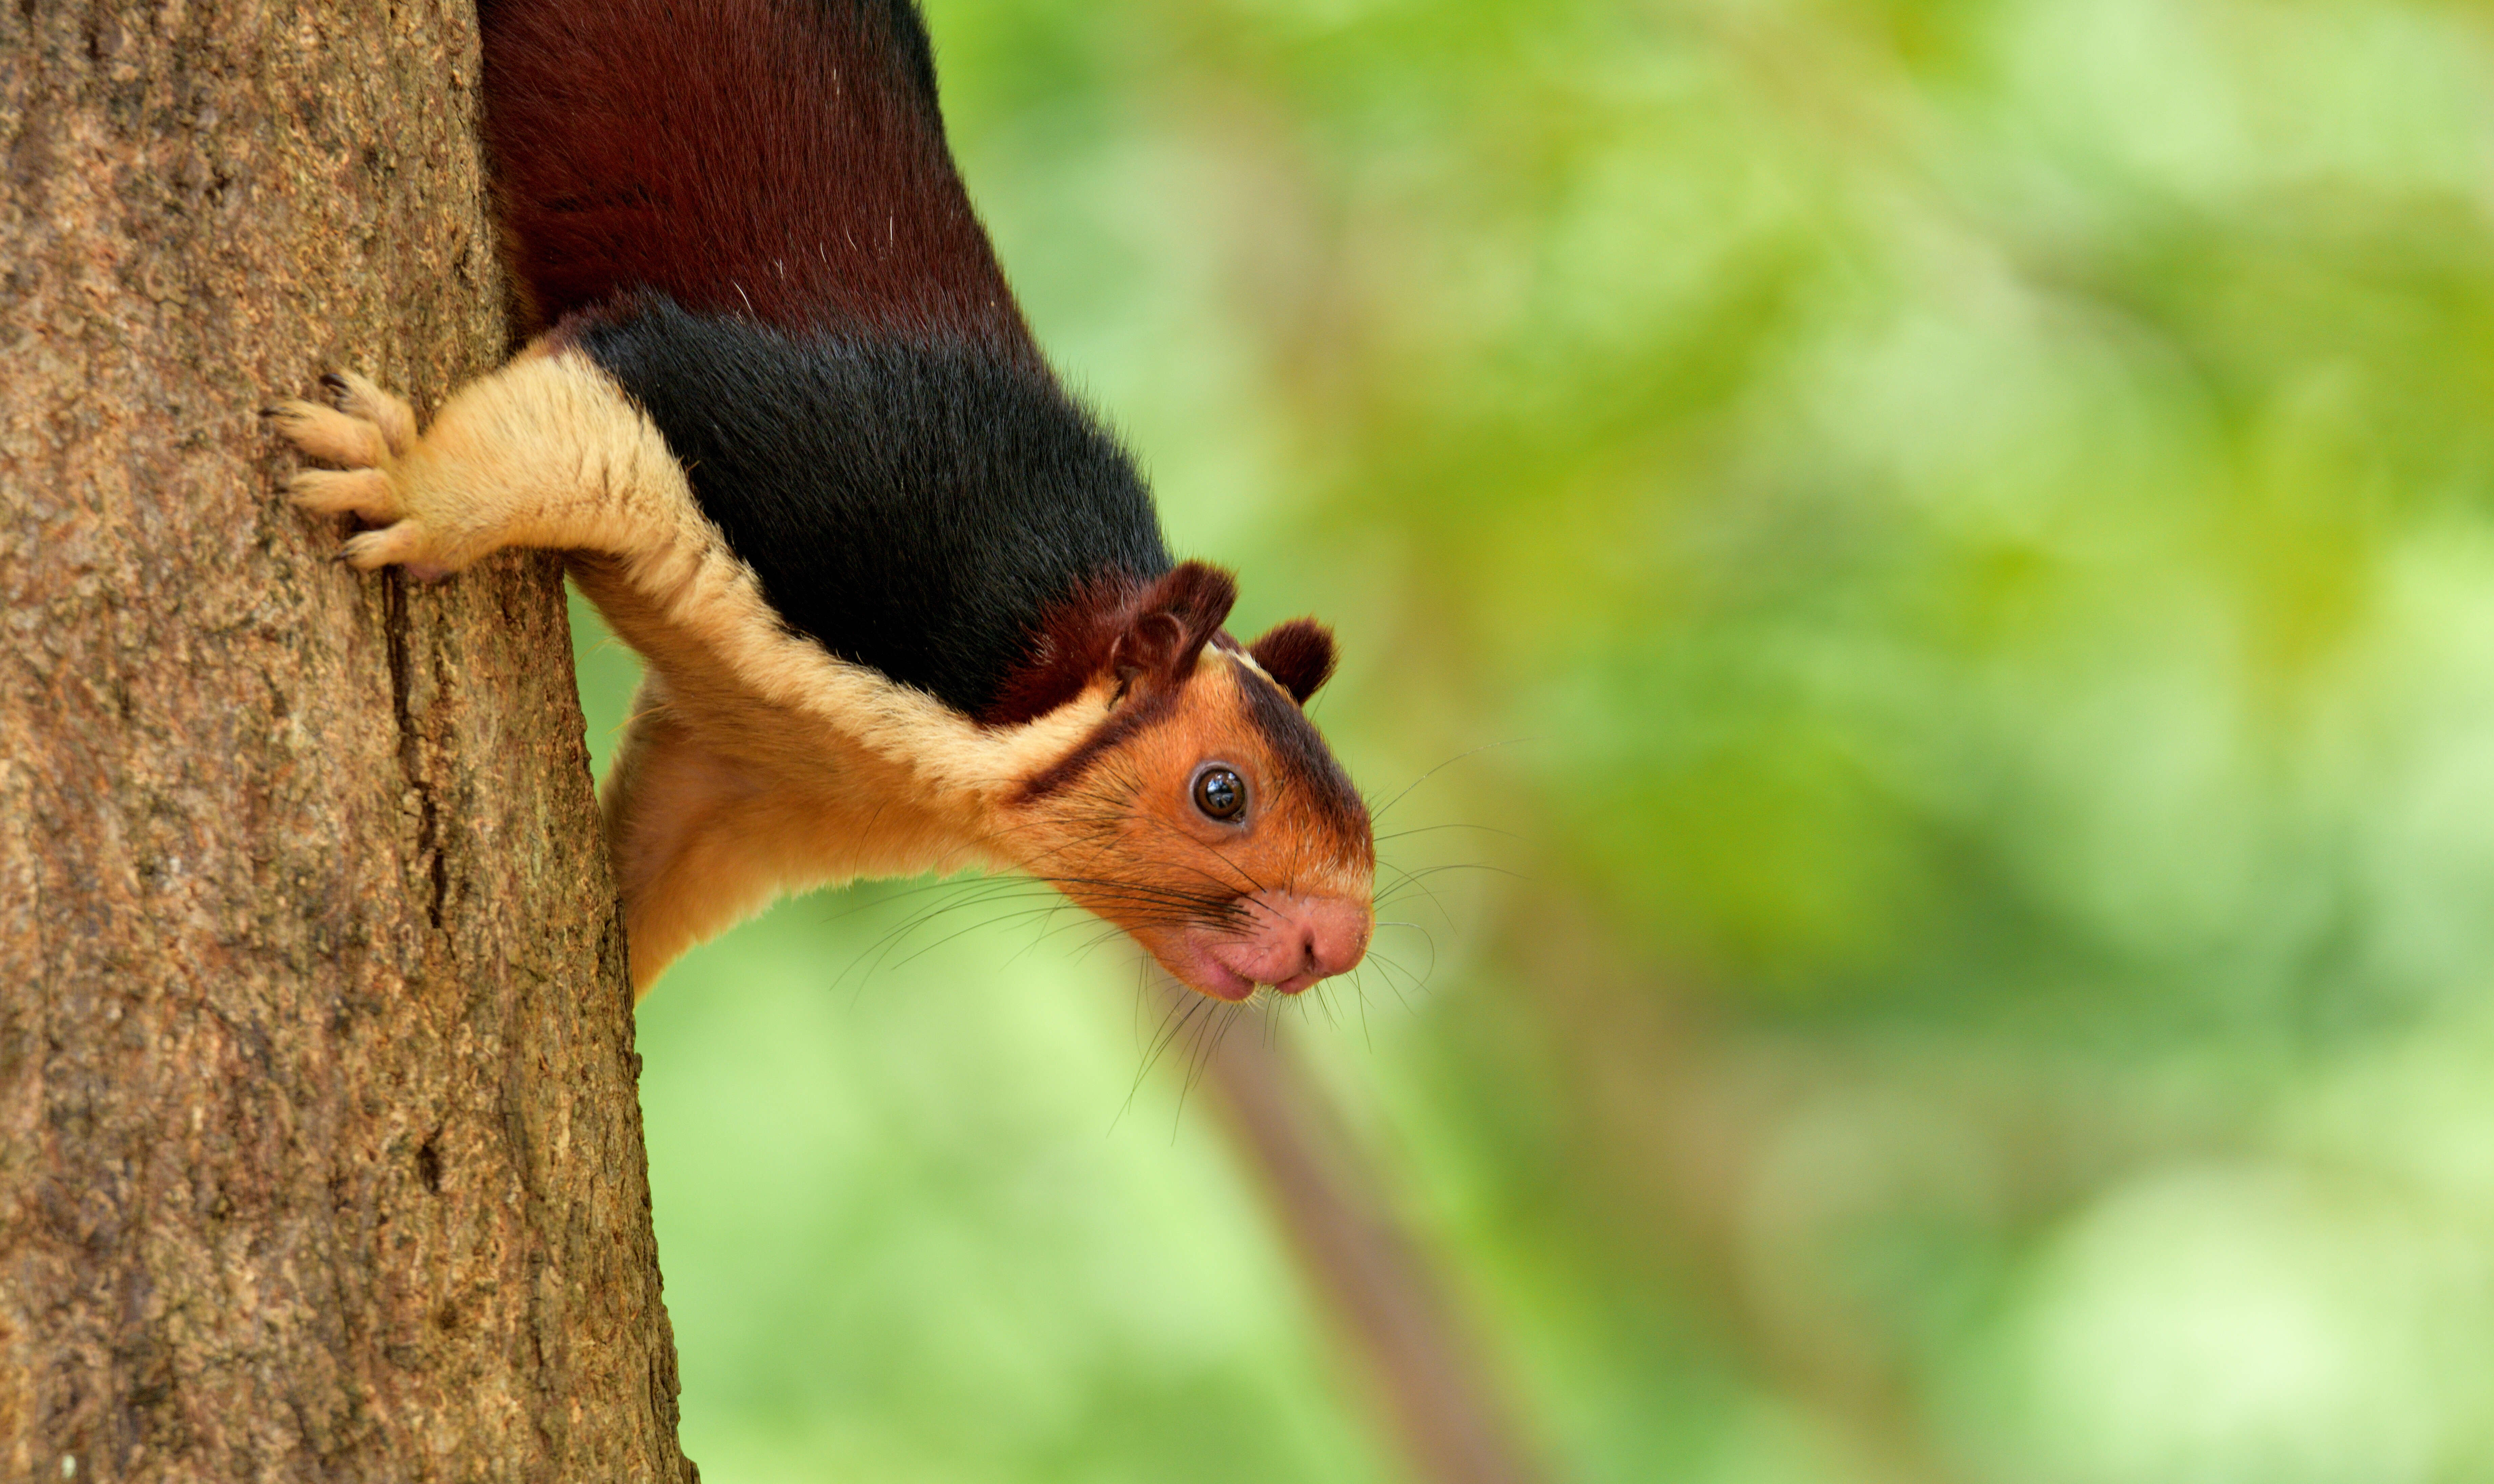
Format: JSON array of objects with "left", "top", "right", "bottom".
[
  {"left": 1506, "top": 894, "right": 1966, "bottom": 1484},
  {"left": 1180, "top": 978, "right": 1547, "bottom": 1484}
]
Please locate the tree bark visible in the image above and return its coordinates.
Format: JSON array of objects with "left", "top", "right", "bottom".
[{"left": 0, "top": 3, "right": 694, "bottom": 1480}]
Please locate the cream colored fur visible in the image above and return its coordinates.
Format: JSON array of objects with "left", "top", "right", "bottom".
[{"left": 271, "top": 347, "right": 1117, "bottom": 995}]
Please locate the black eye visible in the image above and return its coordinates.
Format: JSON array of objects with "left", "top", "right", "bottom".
[{"left": 1192, "top": 765, "right": 1247, "bottom": 822}]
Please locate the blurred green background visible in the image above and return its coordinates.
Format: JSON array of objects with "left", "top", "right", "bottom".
[{"left": 569, "top": 0, "right": 2494, "bottom": 1479}]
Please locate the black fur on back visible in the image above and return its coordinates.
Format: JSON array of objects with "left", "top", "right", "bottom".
[
  {"left": 875, "top": 0, "right": 946, "bottom": 136},
  {"left": 580, "top": 296, "right": 1174, "bottom": 718}
]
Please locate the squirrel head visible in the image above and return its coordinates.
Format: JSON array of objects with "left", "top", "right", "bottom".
[{"left": 998, "top": 562, "right": 1373, "bottom": 1000}]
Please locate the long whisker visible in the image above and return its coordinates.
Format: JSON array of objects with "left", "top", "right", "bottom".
[
  {"left": 1123, "top": 988, "right": 1213, "bottom": 1128},
  {"left": 1365, "top": 738, "right": 1529, "bottom": 823},
  {"left": 1372, "top": 822, "right": 1522, "bottom": 845},
  {"left": 831, "top": 885, "right": 1057, "bottom": 996}
]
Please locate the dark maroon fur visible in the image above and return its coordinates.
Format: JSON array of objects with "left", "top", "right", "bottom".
[
  {"left": 1011, "top": 563, "right": 1249, "bottom": 800},
  {"left": 482, "top": 0, "right": 1034, "bottom": 354},
  {"left": 1247, "top": 619, "right": 1338, "bottom": 705},
  {"left": 980, "top": 560, "right": 1237, "bottom": 726},
  {"left": 976, "top": 573, "right": 1146, "bottom": 727},
  {"left": 1110, "top": 562, "right": 1236, "bottom": 693}
]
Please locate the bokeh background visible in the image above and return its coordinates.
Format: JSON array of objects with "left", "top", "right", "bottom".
[{"left": 568, "top": 1, "right": 2494, "bottom": 1479}]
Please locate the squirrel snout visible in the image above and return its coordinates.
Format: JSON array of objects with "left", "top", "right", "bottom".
[{"left": 1209, "top": 893, "right": 1371, "bottom": 997}]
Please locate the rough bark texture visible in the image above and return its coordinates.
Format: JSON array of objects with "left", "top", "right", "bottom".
[{"left": 0, "top": 3, "right": 695, "bottom": 1480}]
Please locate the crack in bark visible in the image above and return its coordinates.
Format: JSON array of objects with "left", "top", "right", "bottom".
[
  {"left": 381, "top": 571, "right": 449, "bottom": 933},
  {"left": 415, "top": 1130, "right": 444, "bottom": 1195}
]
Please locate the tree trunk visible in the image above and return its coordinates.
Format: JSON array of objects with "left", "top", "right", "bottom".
[{"left": 0, "top": 4, "right": 694, "bottom": 1480}]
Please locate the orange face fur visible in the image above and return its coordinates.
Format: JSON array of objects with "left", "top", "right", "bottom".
[{"left": 999, "top": 639, "right": 1374, "bottom": 1002}]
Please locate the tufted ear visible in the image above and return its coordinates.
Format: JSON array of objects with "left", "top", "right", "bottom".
[
  {"left": 1248, "top": 618, "right": 1338, "bottom": 705},
  {"left": 1111, "top": 560, "right": 1237, "bottom": 692}
]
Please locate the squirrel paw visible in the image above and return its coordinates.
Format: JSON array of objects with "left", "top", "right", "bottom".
[{"left": 265, "top": 372, "right": 452, "bottom": 579}]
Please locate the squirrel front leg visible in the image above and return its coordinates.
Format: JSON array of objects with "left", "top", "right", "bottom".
[
  {"left": 268, "top": 348, "right": 802, "bottom": 988},
  {"left": 268, "top": 348, "right": 1003, "bottom": 992},
  {"left": 270, "top": 347, "right": 879, "bottom": 729},
  {"left": 266, "top": 348, "right": 701, "bottom": 580}
]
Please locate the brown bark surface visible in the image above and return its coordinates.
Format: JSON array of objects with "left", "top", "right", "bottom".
[{"left": 0, "top": 3, "right": 695, "bottom": 1480}]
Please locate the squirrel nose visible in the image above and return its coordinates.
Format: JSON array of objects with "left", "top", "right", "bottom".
[
  {"left": 1196, "top": 892, "right": 1373, "bottom": 997},
  {"left": 1273, "top": 894, "right": 1370, "bottom": 994},
  {"left": 1303, "top": 897, "right": 1368, "bottom": 975}
]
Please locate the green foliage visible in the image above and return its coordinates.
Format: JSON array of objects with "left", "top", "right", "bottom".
[{"left": 579, "top": 1, "right": 2494, "bottom": 1479}]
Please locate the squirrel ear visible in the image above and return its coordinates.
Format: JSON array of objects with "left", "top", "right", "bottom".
[
  {"left": 1111, "top": 561, "right": 1237, "bottom": 688},
  {"left": 1248, "top": 618, "right": 1338, "bottom": 705}
]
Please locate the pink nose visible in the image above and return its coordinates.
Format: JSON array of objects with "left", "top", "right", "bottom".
[{"left": 1207, "top": 893, "right": 1371, "bottom": 996}]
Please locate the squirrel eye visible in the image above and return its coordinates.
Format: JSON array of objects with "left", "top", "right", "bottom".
[{"left": 1192, "top": 765, "right": 1247, "bottom": 822}]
